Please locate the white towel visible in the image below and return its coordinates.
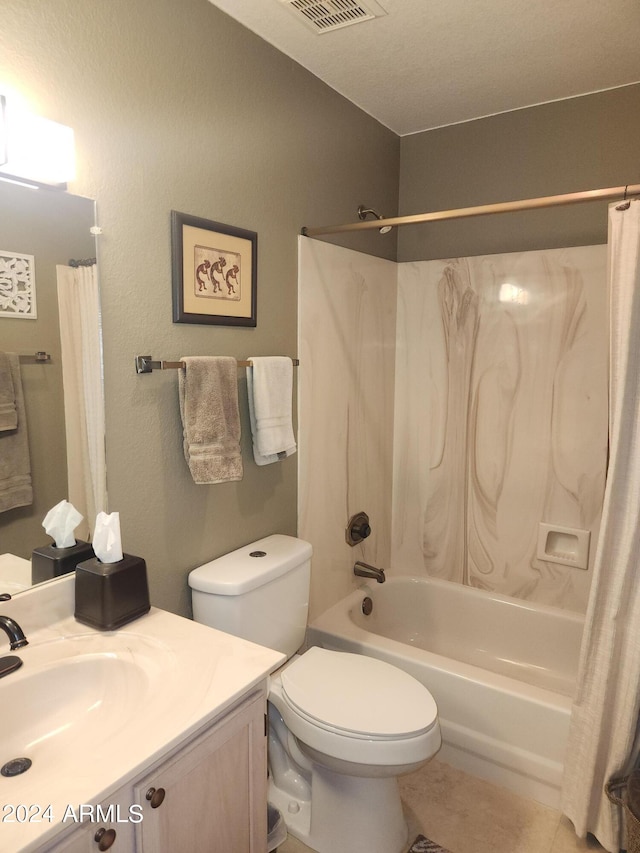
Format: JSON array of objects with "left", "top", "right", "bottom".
[{"left": 246, "top": 357, "right": 296, "bottom": 466}]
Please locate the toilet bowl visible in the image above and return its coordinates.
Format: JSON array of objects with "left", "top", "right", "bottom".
[
  {"left": 188, "top": 535, "right": 441, "bottom": 853},
  {"left": 273, "top": 646, "right": 439, "bottom": 771},
  {"left": 267, "top": 647, "right": 440, "bottom": 853}
]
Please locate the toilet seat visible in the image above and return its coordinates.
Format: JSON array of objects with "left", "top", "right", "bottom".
[{"left": 280, "top": 647, "right": 438, "bottom": 740}]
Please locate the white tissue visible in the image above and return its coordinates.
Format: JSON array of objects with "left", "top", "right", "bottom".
[
  {"left": 92, "top": 511, "right": 124, "bottom": 563},
  {"left": 42, "top": 500, "right": 83, "bottom": 549}
]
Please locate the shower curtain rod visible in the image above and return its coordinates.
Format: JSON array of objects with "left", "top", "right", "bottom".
[{"left": 301, "top": 182, "right": 640, "bottom": 237}]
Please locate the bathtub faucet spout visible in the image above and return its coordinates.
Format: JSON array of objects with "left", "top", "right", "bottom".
[{"left": 353, "top": 561, "right": 385, "bottom": 583}]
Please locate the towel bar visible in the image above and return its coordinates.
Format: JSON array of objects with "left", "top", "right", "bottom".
[
  {"left": 135, "top": 355, "right": 300, "bottom": 374},
  {"left": 18, "top": 352, "right": 51, "bottom": 364}
]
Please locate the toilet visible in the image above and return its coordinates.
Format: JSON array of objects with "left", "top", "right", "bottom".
[{"left": 188, "top": 534, "right": 441, "bottom": 853}]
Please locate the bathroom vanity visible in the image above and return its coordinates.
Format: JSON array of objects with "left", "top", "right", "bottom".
[
  {"left": 48, "top": 690, "right": 266, "bottom": 852},
  {"left": 0, "top": 575, "right": 284, "bottom": 852}
]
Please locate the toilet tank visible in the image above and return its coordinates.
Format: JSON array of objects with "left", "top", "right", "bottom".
[{"left": 188, "top": 534, "right": 312, "bottom": 658}]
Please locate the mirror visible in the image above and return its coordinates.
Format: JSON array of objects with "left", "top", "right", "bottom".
[{"left": 0, "top": 179, "right": 104, "bottom": 592}]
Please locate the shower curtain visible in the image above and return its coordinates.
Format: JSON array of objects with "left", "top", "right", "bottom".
[
  {"left": 56, "top": 263, "right": 107, "bottom": 539},
  {"left": 562, "top": 199, "right": 640, "bottom": 852}
]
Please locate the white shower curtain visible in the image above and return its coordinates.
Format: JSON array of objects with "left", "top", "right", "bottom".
[
  {"left": 562, "top": 199, "right": 640, "bottom": 852},
  {"left": 56, "top": 264, "right": 107, "bottom": 539}
]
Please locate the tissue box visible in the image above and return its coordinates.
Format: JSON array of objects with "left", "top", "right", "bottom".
[
  {"left": 74, "top": 553, "right": 150, "bottom": 630},
  {"left": 31, "top": 540, "right": 95, "bottom": 585}
]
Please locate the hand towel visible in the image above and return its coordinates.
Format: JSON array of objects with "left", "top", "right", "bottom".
[
  {"left": 0, "top": 354, "right": 33, "bottom": 512},
  {"left": 178, "top": 356, "right": 243, "bottom": 484},
  {"left": 0, "top": 352, "right": 18, "bottom": 431},
  {"left": 246, "top": 357, "right": 296, "bottom": 466}
]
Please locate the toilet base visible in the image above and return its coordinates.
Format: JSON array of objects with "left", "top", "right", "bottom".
[{"left": 269, "top": 764, "right": 408, "bottom": 853}]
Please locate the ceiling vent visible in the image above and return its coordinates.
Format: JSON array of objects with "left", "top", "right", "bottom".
[{"left": 279, "top": 0, "right": 387, "bottom": 34}]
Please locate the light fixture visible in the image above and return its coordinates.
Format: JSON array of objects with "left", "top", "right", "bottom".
[{"left": 0, "top": 96, "right": 75, "bottom": 188}]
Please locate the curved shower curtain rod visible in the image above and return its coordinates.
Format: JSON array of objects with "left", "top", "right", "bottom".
[{"left": 301, "top": 182, "right": 640, "bottom": 238}]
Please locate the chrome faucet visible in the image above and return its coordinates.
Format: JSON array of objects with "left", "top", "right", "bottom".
[
  {"left": 0, "top": 616, "right": 28, "bottom": 650},
  {"left": 353, "top": 561, "right": 385, "bottom": 583}
]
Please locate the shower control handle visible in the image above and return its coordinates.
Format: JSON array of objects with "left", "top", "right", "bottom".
[
  {"left": 346, "top": 512, "right": 371, "bottom": 546},
  {"left": 353, "top": 520, "right": 371, "bottom": 539}
]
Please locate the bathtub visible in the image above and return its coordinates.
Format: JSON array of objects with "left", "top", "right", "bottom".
[{"left": 307, "top": 575, "right": 584, "bottom": 808}]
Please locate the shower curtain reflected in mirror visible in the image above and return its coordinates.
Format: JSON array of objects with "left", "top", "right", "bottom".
[
  {"left": 562, "top": 198, "right": 640, "bottom": 852},
  {"left": 56, "top": 263, "right": 107, "bottom": 539}
]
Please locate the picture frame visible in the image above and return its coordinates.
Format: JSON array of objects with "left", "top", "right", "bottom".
[{"left": 171, "top": 210, "right": 257, "bottom": 326}]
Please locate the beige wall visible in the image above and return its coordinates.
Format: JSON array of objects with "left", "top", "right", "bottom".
[
  {"left": 0, "top": 183, "right": 95, "bottom": 559},
  {"left": 398, "top": 83, "right": 640, "bottom": 262},
  {"left": 0, "top": 0, "right": 399, "bottom": 615}
]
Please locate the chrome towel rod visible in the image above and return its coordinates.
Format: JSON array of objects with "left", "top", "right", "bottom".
[
  {"left": 18, "top": 352, "right": 52, "bottom": 364},
  {"left": 135, "top": 356, "right": 300, "bottom": 374}
]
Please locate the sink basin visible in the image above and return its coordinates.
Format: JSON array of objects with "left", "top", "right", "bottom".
[
  {"left": 0, "top": 628, "right": 174, "bottom": 780},
  {"left": 2, "top": 654, "right": 150, "bottom": 761}
]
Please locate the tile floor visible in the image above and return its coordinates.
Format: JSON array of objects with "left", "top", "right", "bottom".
[{"left": 277, "top": 758, "right": 604, "bottom": 853}]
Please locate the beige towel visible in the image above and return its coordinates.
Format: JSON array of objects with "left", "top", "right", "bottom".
[
  {"left": 178, "top": 356, "right": 243, "bottom": 484},
  {"left": 0, "top": 352, "right": 18, "bottom": 431},
  {"left": 0, "top": 354, "right": 33, "bottom": 512}
]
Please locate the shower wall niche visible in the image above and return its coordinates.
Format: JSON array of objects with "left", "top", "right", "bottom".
[{"left": 298, "top": 237, "right": 608, "bottom": 617}]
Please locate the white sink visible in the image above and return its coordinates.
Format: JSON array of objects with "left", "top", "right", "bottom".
[
  {"left": 2, "top": 650, "right": 150, "bottom": 763},
  {"left": 0, "top": 627, "right": 181, "bottom": 785}
]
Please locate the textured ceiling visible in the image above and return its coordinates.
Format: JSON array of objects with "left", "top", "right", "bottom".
[{"left": 207, "top": 0, "right": 640, "bottom": 135}]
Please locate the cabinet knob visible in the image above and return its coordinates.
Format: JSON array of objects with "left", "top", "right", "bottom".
[
  {"left": 146, "top": 786, "right": 166, "bottom": 808},
  {"left": 94, "top": 827, "right": 117, "bottom": 850}
]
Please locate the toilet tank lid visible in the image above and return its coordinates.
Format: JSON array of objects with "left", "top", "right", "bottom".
[{"left": 188, "top": 534, "right": 312, "bottom": 595}]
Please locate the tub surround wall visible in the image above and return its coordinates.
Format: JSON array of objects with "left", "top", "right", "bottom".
[
  {"left": 393, "top": 245, "right": 608, "bottom": 612},
  {"left": 299, "top": 241, "right": 608, "bottom": 617},
  {"left": 298, "top": 237, "right": 397, "bottom": 621}
]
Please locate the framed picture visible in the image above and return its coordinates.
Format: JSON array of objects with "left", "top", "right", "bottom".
[
  {"left": 0, "top": 250, "right": 37, "bottom": 319},
  {"left": 171, "top": 210, "right": 257, "bottom": 326}
]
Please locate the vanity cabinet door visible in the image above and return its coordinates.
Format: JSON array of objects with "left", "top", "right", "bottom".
[{"left": 133, "top": 690, "right": 267, "bottom": 853}]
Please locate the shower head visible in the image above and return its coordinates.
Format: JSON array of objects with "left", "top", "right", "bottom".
[{"left": 357, "top": 205, "right": 393, "bottom": 234}]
